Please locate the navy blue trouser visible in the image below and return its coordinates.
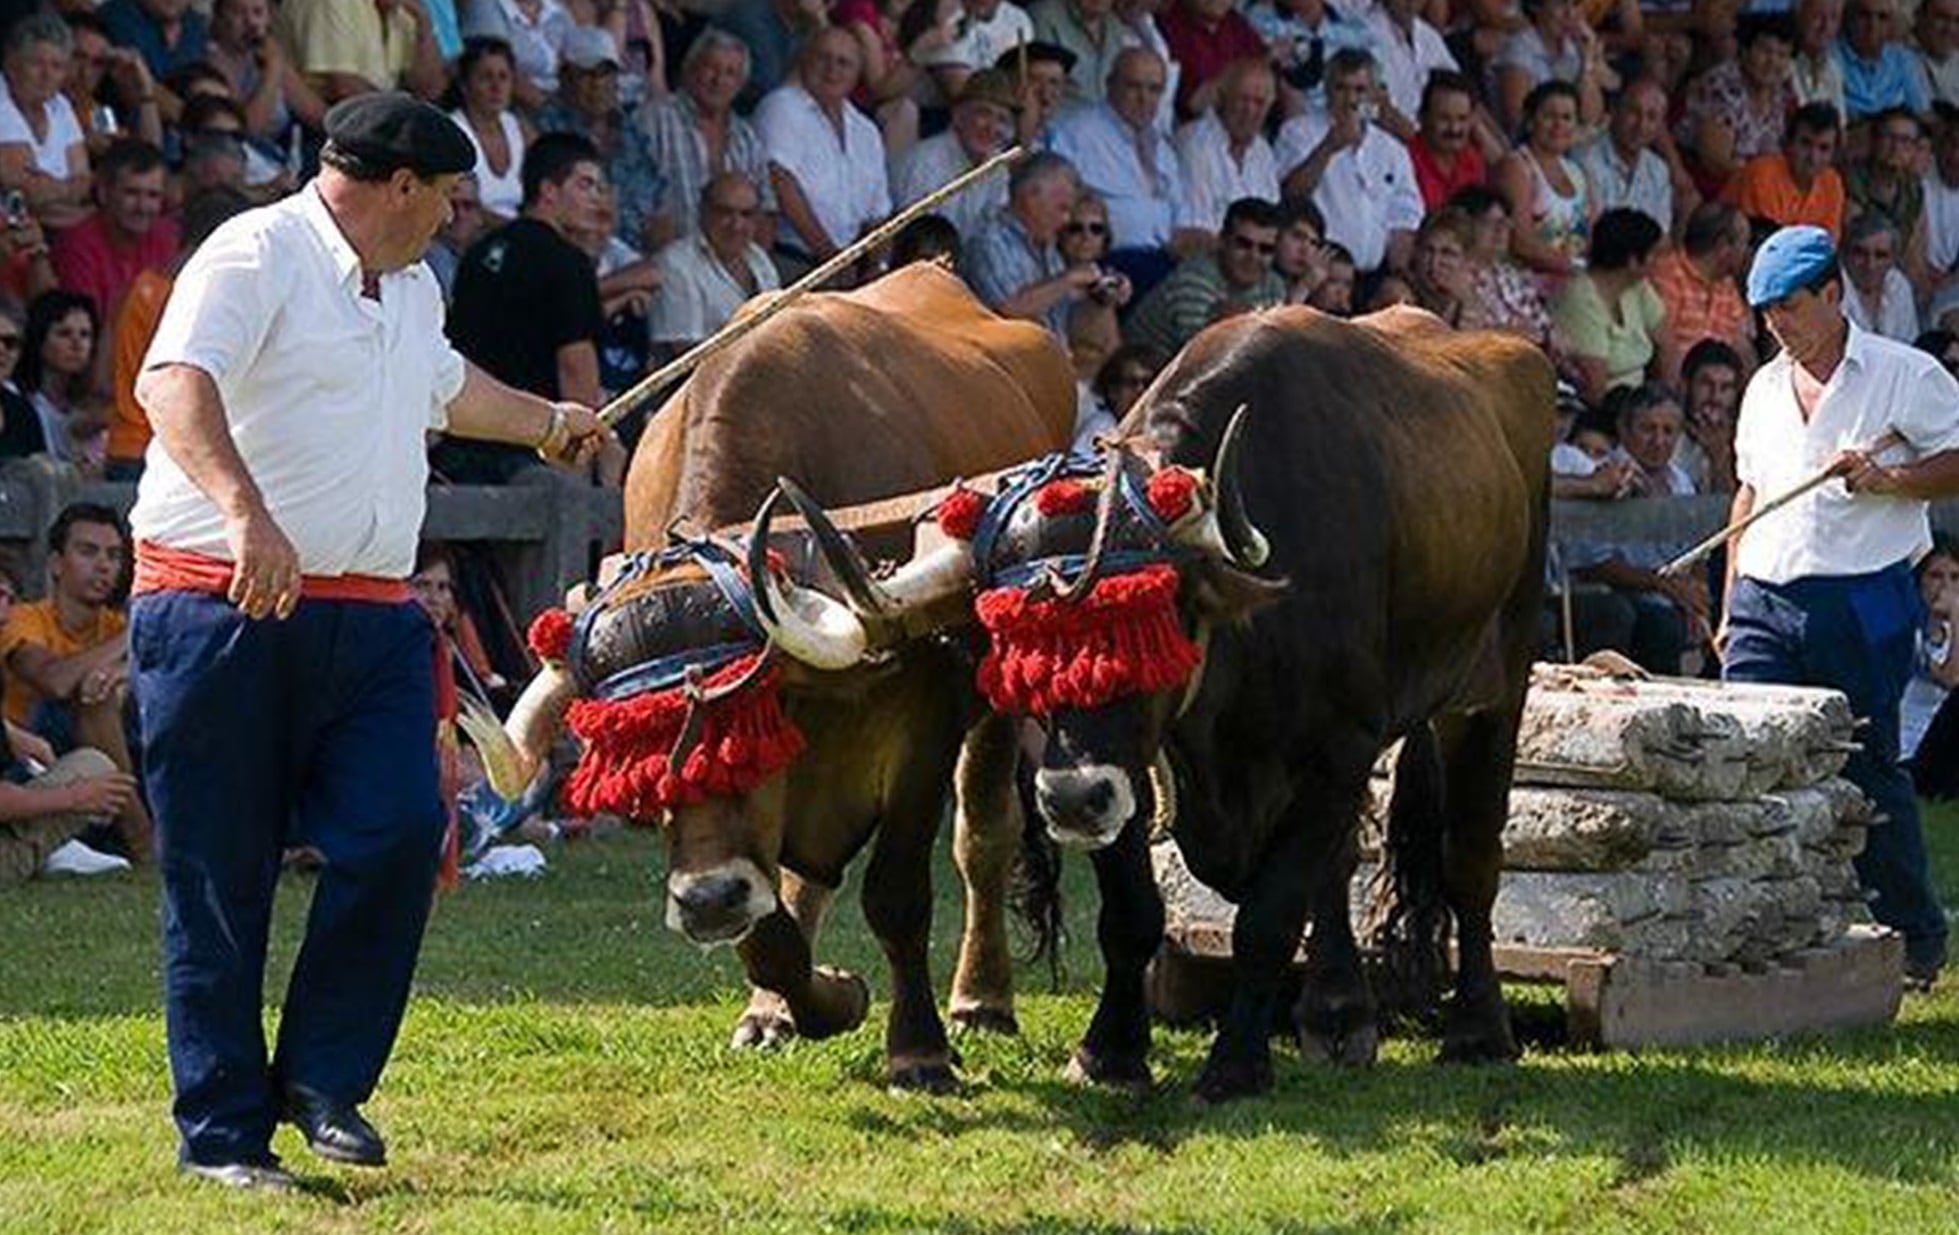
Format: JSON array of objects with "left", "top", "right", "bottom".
[
  {"left": 1724, "top": 562, "right": 1949, "bottom": 966},
  {"left": 131, "top": 591, "right": 444, "bottom": 1166}
]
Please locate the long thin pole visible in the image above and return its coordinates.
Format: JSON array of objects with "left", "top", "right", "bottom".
[
  {"left": 598, "top": 144, "right": 1030, "bottom": 429},
  {"left": 1657, "top": 429, "right": 1906, "bottom": 578}
]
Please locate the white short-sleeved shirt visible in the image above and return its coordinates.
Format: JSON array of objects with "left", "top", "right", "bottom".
[
  {"left": 1173, "top": 113, "right": 1281, "bottom": 234},
  {"left": 1274, "top": 115, "right": 1423, "bottom": 271},
  {"left": 756, "top": 83, "right": 891, "bottom": 257},
  {"left": 1365, "top": 8, "right": 1458, "bottom": 121},
  {"left": 1049, "top": 102, "right": 1194, "bottom": 251},
  {"left": 0, "top": 81, "right": 84, "bottom": 179},
  {"left": 1734, "top": 322, "right": 1959, "bottom": 585},
  {"left": 649, "top": 233, "right": 780, "bottom": 344},
  {"left": 894, "top": 132, "right": 1007, "bottom": 241},
  {"left": 132, "top": 184, "right": 467, "bottom": 580}
]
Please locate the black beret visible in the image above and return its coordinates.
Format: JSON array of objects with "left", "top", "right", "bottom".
[{"left": 323, "top": 91, "right": 475, "bottom": 178}]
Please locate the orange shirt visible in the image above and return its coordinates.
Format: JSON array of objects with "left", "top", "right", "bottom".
[
  {"left": 110, "top": 268, "right": 172, "bottom": 463},
  {"left": 1, "top": 598, "right": 128, "bottom": 724},
  {"left": 1723, "top": 154, "right": 1846, "bottom": 238},
  {"left": 1648, "top": 247, "right": 1754, "bottom": 358}
]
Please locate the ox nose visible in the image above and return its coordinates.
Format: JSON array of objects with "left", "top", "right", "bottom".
[
  {"left": 1034, "top": 768, "right": 1133, "bottom": 849},
  {"left": 671, "top": 872, "right": 755, "bottom": 940}
]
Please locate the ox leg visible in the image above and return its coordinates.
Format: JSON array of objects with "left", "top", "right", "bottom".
[
  {"left": 862, "top": 811, "right": 959, "bottom": 1091},
  {"left": 1295, "top": 837, "right": 1379, "bottom": 1067},
  {"left": 731, "top": 874, "right": 834, "bottom": 1050},
  {"left": 735, "top": 904, "right": 870, "bottom": 1044},
  {"left": 1194, "top": 825, "right": 1314, "bottom": 1103},
  {"left": 1066, "top": 815, "right": 1163, "bottom": 1091},
  {"left": 948, "top": 715, "right": 1021, "bottom": 1035},
  {"left": 1435, "top": 711, "right": 1520, "bottom": 1065}
]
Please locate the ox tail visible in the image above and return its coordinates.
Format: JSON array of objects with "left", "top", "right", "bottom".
[
  {"left": 1009, "top": 758, "right": 1066, "bottom": 991},
  {"left": 1361, "top": 724, "right": 1452, "bottom": 1023}
]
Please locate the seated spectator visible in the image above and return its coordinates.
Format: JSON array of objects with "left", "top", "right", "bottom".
[
  {"left": 1493, "top": 0, "right": 1607, "bottom": 135},
  {"left": 1050, "top": 48, "right": 1205, "bottom": 286},
  {"left": 1126, "top": 197, "right": 1286, "bottom": 353},
  {"left": 1846, "top": 106, "right": 1930, "bottom": 276},
  {"left": 2, "top": 502, "right": 150, "bottom": 862},
  {"left": 1247, "top": 0, "right": 1374, "bottom": 118},
  {"left": 1680, "top": 14, "right": 1797, "bottom": 189},
  {"left": 0, "top": 14, "right": 93, "bottom": 231},
  {"left": 100, "top": 0, "right": 208, "bottom": 88},
  {"left": 19, "top": 291, "right": 100, "bottom": 471},
  {"left": 106, "top": 186, "right": 248, "bottom": 480},
  {"left": 1918, "top": 325, "right": 1959, "bottom": 376},
  {"left": 425, "top": 173, "right": 487, "bottom": 301},
  {"left": 833, "top": 0, "right": 946, "bottom": 160},
  {"left": 277, "top": 0, "right": 446, "bottom": 103},
  {"left": 1568, "top": 382, "right": 1708, "bottom": 673},
  {"left": 1839, "top": 0, "right": 1929, "bottom": 121},
  {"left": 651, "top": 171, "right": 781, "bottom": 356},
  {"left": 1842, "top": 210, "right": 1921, "bottom": 338},
  {"left": 1158, "top": 0, "right": 1268, "bottom": 120},
  {"left": 1930, "top": 106, "right": 1959, "bottom": 300},
  {"left": 1552, "top": 208, "right": 1677, "bottom": 404},
  {"left": 1408, "top": 209, "right": 1474, "bottom": 325},
  {"left": 175, "top": 105, "right": 254, "bottom": 201},
  {"left": 63, "top": 12, "right": 163, "bottom": 157},
  {"left": 1055, "top": 189, "right": 1134, "bottom": 353},
  {"left": 460, "top": 0, "right": 573, "bottom": 107},
  {"left": 1030, "top": 0, "right": 1136, "bottom": 105},
  {"left": 1674, "top": 337, "right": 1744, "bottom": 493},
  {"left": 1493, "top": 80, "right": 1595, "bottom": 278},
  {"left": 1408, "top": 71, "right": 1497, "bottom": 214},
  {"left": 49, "top": 139, "right": 177, "bottom": 360},
  {"left": 1648, "top": 200, "right": 1757, "bottom": 366},
  {"left": 1725, "top": 101, "right": 1847, "bottom": 236},
  {"left": 895, "top": 69, "right": 1017, "bottom": 243},
  {"left": 999, "top": 41, "right": 1075, "bottom": 149},
  {"left": 448, "top": 38, "right": 529, "bottom": 221},
  {"left": 1307, "top": 240, "right": 1356, "bottom": 312},
  {"left": 441, "top": 132, "right": 606, "bottom": 484},
  {"left": 1452, "top": 185, "right": 1557, "bottom": 348},
  {"left": 1091, "top": 342, "right": 1163, "bottom": 426},
  {"left": 0, "top": 193, "right": 56, "bottom": 311},
  {"left": 640, "top": 29, "right": 778, "bottom": 244},
  {"left": 1273, "top": 197, "right": 1328, "bottom": 303},
  {"left": 0, "top": 298, "right": 44, "bottom": 459},
  {"left": 1793, "top": 0, "right": 1847, "bottom": 113},
  {"left": 1921, "top": 0, "right": 1959, "bottom": 109},
  {"left": 203, "top": 0, "right": 327, "bottom": 164},
  {"left": 963, "top": 151, "right": 1104, "bottom": 334},
  {"left": 1277, "top": 49, "right": 1423, "bottom": 275},
  {"left": 1173, "top": 58, "right": 1281, "bottom": 235},
  {"left": 1901, "top": 536, "right": 1959, "bottom": 791},
  {"left": 757, "top": 27, "right": 890, "bottom": 276},
  {"left": 1365, "top": 0, "right": 1457, "bottom": 135},
  {"left": 1550, "top": 402, "right": 1638, "bottom": 498},
  {"left": 564, "top": 184, "right": 657, "bottom": 423},
  {"left": 720, "top": 0, "right": 827, "bottom": 109},
  {"left": 1578, "top": 77, "right": 1681, "bottom": 237},
  {"left": 539, "top": 27, "right": 667, "bottom": 252},
  {"left": 890, "top": 212, "right": 961, "bottom": 267},
  {"left": 920, "top": 0, "right": 1035, "bottom": 104}
]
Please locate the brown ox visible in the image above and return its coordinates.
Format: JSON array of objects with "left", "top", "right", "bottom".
[{"left": 497, "top": 264, "right": 1075, "bottom": 1087}]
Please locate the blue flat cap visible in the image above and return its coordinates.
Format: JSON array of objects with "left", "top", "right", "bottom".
[{"left": 1746, "top": 225, "right": 1837, "bottom": 308}]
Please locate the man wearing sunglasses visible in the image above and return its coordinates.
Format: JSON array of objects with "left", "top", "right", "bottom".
[{"left": 1124, "top": 195, "right": 1285, "bottom": 353}]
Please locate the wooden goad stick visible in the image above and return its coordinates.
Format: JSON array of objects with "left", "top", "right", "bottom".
[
  {"left": 597, "top": 145, "right": 1030, "bottom": 430},
  {"left": 1658, "top": 428, "right": 1907, "bottom": 578}
]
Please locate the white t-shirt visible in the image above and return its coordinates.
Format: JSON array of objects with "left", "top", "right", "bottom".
[
  {"left": 133, "top": 185, "right": 467, "bottom": 579},
  {"left": 649, "top": 233, "right": 780, "bottom": 344},
  {"left": 0, "top": 80, "right": 84, "bottom": 179}
]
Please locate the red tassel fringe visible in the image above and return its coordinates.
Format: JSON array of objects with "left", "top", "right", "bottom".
[
  {"left": 975, "top": 564, "right": 1201, "bottom": 716},
  {"left": 529, "top": 608, "right": 574, "bottom": 663},
  {"left": 1146, "top": 467, "right": 1199, "bottom": 524},
  {"left": 1035, "top": 478, "right": 1093, "bottom": 517},
  {"left": 562, "top": 653, "right": 806, "bottom": 817},
  {"left": 935, "top": 486, "right": 985, "bottom": 541}
]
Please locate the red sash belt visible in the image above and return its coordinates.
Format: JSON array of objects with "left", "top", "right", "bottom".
[{"left": 133, "top": 539, "right": 413, "bottom": 604}]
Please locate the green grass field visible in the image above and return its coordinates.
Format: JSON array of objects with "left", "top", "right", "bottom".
[{"left": 3, "top": 805, "right": 1957, "bottom": 1235}]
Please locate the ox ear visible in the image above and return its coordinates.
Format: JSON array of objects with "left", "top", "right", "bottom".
[{"left": 1185, "top": 558, "right": 1288, "bottom": 626}]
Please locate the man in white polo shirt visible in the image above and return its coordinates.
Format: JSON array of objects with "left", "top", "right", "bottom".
[
  {"left": 1276, "top": 49, "right": 1423, "bottom": 274},
  {"left": 650, "top": 170, "right": 781, "bottom": 356},
  {"left": 129, "top": 93, "right": 609, "bottom": 1190},
  {"left": 1723, "top": 225, "right": 1959, "bottom": 991}
]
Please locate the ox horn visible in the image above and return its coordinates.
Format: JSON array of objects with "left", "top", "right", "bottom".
[
  {"left": 466, "top": 661, "right": 580, "bottom": 800},
  {"left": 774, "top": 476, "right": 894, "bottom": 617},
  {"left": 1052, "top": 443, "right": 1128, "bottom": 603},
  {"left": 1212, "top": 404, "right": 1270, "bottom": 568},
  {"left": 775, "top": 473, "right": 981, "bottom": 644},
  {"left": 746, "top": 487, "right": 870, "bottom": 670}
]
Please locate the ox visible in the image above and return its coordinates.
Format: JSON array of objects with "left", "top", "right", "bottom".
[
  {"left": 491, "top": 264, "right": 1075, "bottom": 1087},
  {"left": 796, "top": 307, "right": 1554, "bottom": 1099}
]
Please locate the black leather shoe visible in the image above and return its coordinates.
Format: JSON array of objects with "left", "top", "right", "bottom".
[
  {"left": 180, "top": 1158, "right": 299, "bottom": 1190},
  {"left": 281, "top": 1083, "right": 387, "bottom": 1167}
]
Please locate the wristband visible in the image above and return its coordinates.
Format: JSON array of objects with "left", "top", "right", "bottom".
[{"left": 535, "top": 406, "right": 571, "bottom": 462}]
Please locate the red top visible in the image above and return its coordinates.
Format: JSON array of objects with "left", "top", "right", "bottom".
[
  {"left": 133, "top": 539, "right": 413, "bottom": 604},
  {"left": 49, "top": 212, "right": 181, "bottom": 323},
  {"left": 1157, "top": 4, "right": 1268, "bottom": 118},
  {"left": 1408, "top": 135, "right": 1487, "bottom": 212}
]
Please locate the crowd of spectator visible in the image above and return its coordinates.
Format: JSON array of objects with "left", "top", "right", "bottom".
[{"left": 1, "top": 0, "right": 1958, "bottom": 879}]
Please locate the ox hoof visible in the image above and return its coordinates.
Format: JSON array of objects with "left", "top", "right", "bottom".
[
  {"left": 947, "top": 1003, "right": 1020, "bottom": 1037},
  {"left": 1063, "top": 1047, "right": 1152, "bottom": 1093},
  {"left": 1439, "top": 992, "right": 1519, "bottom": 1065},
  {"left": 797, "top": 966, "right": 871, "bottom": 1041},
  {"left": 730, "top": 1010, "right": 797, "bottom": 1051},
  {"left": 1192, "top": 1056, "right": 1273, "bottom": 1105},
  {"left": 1296, "top": 1020, "right": 1379, "bottom": 1068},
  {"left": 887, "top": 1054, "right": 961, "bottom": 1094}
]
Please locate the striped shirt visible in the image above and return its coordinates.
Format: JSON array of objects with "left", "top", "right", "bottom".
[{"left": 637, "top": 92, "right": 777, "bottom": 238}]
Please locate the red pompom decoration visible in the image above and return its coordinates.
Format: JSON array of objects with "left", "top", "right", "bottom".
[
  {"left": 1146, "top": 467, "right": 1200, "bottom": 524},
  {"left": 975, "top": 564, "right": 1201, "bottom": 716},
  {"left": 562, "top": 653, "right": 806, "bottom": 818},
  {"left": 528, "top": 608, "right": 575, "bottom": 663},
  {"left": 935, "top": 485, "right": 986, "bottom": 541},
  {"left": 1035, "top": 478, "right": 1094, "bottom": 517}
]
